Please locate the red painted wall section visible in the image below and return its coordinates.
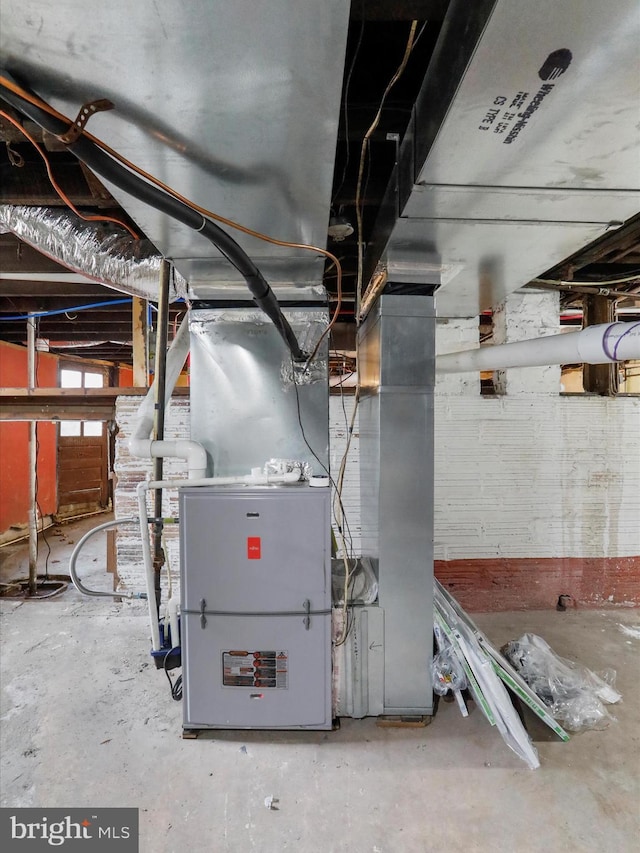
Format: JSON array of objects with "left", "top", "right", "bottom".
[
  {"left": 0, "top": 341, "right": 58, "bottom": 533},
  {"left": 118, "top": 364, "right": 134, "bottom": 386}
]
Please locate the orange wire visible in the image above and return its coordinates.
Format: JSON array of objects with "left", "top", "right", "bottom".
[
  {"left": 0, "top": 76, "right": 343, "bottom": 355},
  {"left": 0, "top": 108, "right": 139, "bottom": 239}
]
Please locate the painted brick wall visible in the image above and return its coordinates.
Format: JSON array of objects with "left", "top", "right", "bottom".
[
  {"left": 329, "top": 392, "right": 360, "bottom": 557},
  {"left": 113, "top": 396, "right": 189, "bottom": 605}
]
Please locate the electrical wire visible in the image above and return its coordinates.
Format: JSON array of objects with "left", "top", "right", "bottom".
[
  {"left": 1, "top": 298, "right": 131, "bottom": 321},
  {"left": 534, "top": 273, "right": 640, "bottom": 286},
  {"left": 0, "top": 75, "right": 342, "bottom": 362},
  {"left": 163, "top": 647, "right": 183, "bottom": 701},
  {"left": 354, "top": 21, "right": 418, "bottom": 314},
  {"left": 289, "top": 355, "right": 355, "bottom": 644},
  {"left": 0, "top": 109, "right": 139, "bottom": 239}
]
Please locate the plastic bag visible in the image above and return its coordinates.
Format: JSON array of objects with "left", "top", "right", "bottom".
[
  {"left": 502, "top": 633, "right": 622, "bottom": 732},
  {"left": 431, "top": 646, "right": 468, "bottom": 696}
]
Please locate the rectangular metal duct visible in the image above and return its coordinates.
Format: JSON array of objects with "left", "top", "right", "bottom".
[
  {"left": 358, "top": 294, "right": 435, "bottom": 716},
  {"left": 366, "top": 0, "right": 640, "bottom": 317},
  {"left": 1, "top": 0, "right": 350, "bottom": 292}
]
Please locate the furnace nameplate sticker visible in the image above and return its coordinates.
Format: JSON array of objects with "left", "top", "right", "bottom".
[{"left": 222, "top": 650, "right": 289, "bottom": 688}]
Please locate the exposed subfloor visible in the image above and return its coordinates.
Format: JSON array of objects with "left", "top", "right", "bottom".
[{"left": 1, "top": 516, "right": 639, "bottom": 853}]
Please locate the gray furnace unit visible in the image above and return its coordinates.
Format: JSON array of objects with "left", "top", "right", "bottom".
[{"left": 180, "top": 484, "right": 332, "bottom": 730}]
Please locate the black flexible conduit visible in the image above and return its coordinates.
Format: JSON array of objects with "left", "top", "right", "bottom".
[{"left": 0, "top": 76, "right": 306, "bottom": 360}]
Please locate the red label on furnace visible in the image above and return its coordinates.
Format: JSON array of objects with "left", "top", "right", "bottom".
[{"left": 247, "top": 536, "right": 261, "bottom": 559}]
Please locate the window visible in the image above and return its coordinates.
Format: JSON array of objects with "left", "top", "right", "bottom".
[{"left": 59, "top": 366, "right": 105, "bottom": 437}]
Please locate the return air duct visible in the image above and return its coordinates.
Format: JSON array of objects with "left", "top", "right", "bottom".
[{"left": 0, "top": 205, "right": 187, "bottom": 302}]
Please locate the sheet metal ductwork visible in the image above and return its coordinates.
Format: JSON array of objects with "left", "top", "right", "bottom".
[
  {"left": 364, "top": 0, "right": 640, "bottom": 318},
  {"left": 0, "top": 205, "right": 187, "bottom": 302},
  {"left": 0, "top": 0, "right": 350, "bottom": 294}
]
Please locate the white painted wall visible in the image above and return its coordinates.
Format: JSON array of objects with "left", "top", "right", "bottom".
[
  {"left": 330, "top": 388, "right": 640, "bottom": 561},
  {"left": 433, "top": 394, "right": 640, "bottom": 560}
]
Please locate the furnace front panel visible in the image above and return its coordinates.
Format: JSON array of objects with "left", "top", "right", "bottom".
[{"left": 180, "top": 486, "right": 332, "bottom": 729}]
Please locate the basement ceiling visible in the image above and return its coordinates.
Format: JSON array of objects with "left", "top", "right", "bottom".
[{"left": 1, "top": 0, "right": 639, "bottom": 366}]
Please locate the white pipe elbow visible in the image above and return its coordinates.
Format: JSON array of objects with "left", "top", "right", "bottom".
[{"left": 129, "top": 437, "right": 208, "bottom": 479}]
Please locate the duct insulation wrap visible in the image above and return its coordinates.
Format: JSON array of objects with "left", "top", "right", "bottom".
[
  {"left": 0, "top": 205, "right": 187, "bottom": 301},
  {"left": 189, "top": 306, "right": 329, "bottom": 477}
]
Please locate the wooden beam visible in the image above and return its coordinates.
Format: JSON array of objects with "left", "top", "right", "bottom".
[
  {"left": 0, "top": 280, "right": 115, "bottom": 296},
  {"left": 0, "top": 161, "right": 100, "bottom": 207},
  {"left": 0, "top": 386, "right": 189, "bottom": 421},
  {"left": 131, "top": 297, "right": 149, "bottom": 387},
  {"left": 583, "top": 295, "right": 618, "bottom": 396}
]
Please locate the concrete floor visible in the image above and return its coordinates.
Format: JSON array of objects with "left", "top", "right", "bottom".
[{"left": 1, "top": 516, "right": 639, "bottom": 853}]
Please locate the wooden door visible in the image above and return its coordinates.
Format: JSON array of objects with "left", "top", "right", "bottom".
[
  {"left": 56, "top": 364, "right": 109, "bottom": 519},
  {"left": 57, "top": 427, "right": 109, "bottom": 518}
]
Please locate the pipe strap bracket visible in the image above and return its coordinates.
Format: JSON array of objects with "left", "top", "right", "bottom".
[{"left": 58, "top": 98, "right": 115, "bottom": 144}]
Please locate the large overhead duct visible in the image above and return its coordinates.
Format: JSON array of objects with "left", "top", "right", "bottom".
[
  {"left": 0, "top": 0, "right": 350, "bottom": 294},
  {"left": 364, "top": 0, "right": 640, "bottom": 318},
  {"left": 0, "top": 205, "right": 187, "bottom": 302}
]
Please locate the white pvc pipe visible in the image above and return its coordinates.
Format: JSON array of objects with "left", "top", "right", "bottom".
[
  {"left": 166, "top": 595, "right": 180, "bottom": 649},
  {"left": 129, "top": 438, "right": 208, "bottom": 480},
  {"left": 128, "top": 317, "right": 210, "bottom": 479},
  {"left": 436, "top": 321, "right": 640, "bottom": 374},
  {"left": 131, "top": 317, "right": 190, "bottom": 443},
  {"left": 137, "top": 482, "right": 162, "bottom": 651}
]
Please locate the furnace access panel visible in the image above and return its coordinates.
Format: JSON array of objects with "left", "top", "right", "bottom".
[{"left": 179, "top": 485, "right": 332, "bottom": 730}]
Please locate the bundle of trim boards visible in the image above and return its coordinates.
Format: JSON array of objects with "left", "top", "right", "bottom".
[{"left": 433, "top": 580, "right": 571, "bottom": 770}]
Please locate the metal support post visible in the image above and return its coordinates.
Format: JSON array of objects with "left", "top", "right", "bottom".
[
  {"left": 152, "top": 260, "right": 171, "bottom": 612},
  {"left": 27, "top": 314, "right": 38, "bottom": 596}
]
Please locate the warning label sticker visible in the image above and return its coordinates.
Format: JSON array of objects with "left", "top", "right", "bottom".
[{"left": 222, "top": 650, "right": 289, "bottom": 689}]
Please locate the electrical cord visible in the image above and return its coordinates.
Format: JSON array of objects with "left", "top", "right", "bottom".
[
  {"left": 0, "top": 109, "right": 139, "bottom": 238},
  {"left": 163, "top": 647, "right": 182, "bottom": 701},
  {"left": 0, "top": 74, "right": 344, "bottom": 361},
  {"left": 354, "top": 21, "right": 419, "bottom": 313},
  {"left": 2, "top": 298, "right": 131, "bottom": 321},
  {"left": 534, "top": 273, "right": 640, "bottom": 287}
]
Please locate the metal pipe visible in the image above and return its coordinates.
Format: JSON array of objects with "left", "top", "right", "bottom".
[
  {"left": 436, "top": 321, "right": 640, "bottom": 373},
  {"left": 27, "top": 314, "right": 37, "bottom": 596},
  {"left": 69, "top": 517, "right": 146, "bottom": 600},
  {"left": 152, "top": 259, "right": 171, "bottom": 612}
]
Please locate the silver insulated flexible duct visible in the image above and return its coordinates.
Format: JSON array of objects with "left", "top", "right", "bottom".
[{"left": 0, "top": 205, "right": 187, "bottom": 301}]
